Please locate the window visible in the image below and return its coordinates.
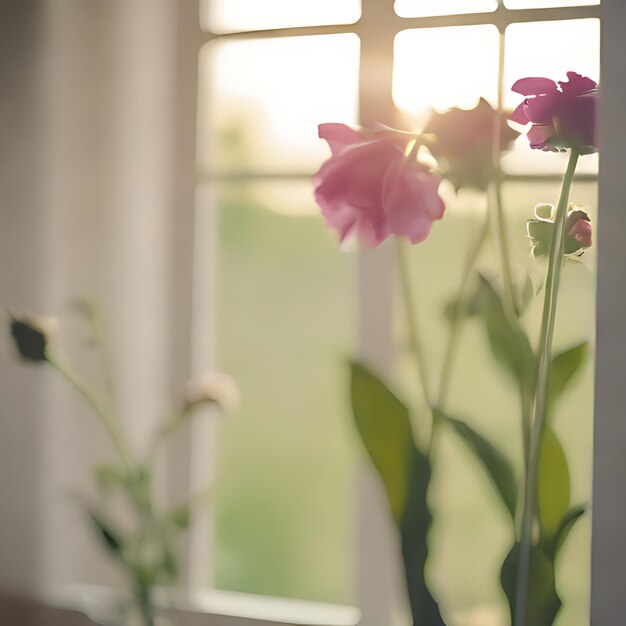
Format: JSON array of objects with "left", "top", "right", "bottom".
[{"left": 194, "top": 1, "right": 600, "bottom": 624}]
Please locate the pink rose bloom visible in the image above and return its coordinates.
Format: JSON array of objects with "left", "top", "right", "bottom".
[
  {"left": 510, "top": 71, "right": 598, "bottom": 154},
  {"left": 313, "top": 123, "right": 445, "bottom": 248}
]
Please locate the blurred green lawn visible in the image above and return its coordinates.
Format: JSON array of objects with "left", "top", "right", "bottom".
[{"left": 213, "top": 179, "right": 596, "bottom": 626}]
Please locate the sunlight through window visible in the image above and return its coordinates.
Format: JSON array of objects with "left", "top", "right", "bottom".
[
  {"left": 505, "top": 0, "right": 599, "bottom": 9},
  {"left": 198, "top": 35, "right": 360, "bottom": 174},
  {"left": 201, "top": 0, "right": 361, "bottom": 34},
  {"left": 393, "top": 26, "right": 499, "bottom": 129},
  {"left": 395, "top": 0, "right": 497, "bottom": 17}
]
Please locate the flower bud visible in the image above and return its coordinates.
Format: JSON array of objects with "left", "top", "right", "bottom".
[
  {"left": 566, "top": 209, "right": 592, "bottom": 249},
  {"left": 527, "top": 204, "right": 592, "bottom": 258},
  {"left": 184, "top": 372, "right": 240, "bottom": 414},
  {"left": 9, "top": 315, "right": 57, "bottom": 362}
]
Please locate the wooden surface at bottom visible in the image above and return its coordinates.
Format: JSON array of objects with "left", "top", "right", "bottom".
[{"left": 0, "top": 594, "right": 95, "bottom": 626}]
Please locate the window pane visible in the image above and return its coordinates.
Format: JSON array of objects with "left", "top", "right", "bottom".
[
  {"left": 502, "top": 19, "right": 599, "bottom": 174},
  {"left": 505, "top": 0, "right": 599, "bottom": 9},
  {"left": 210, "top": 180, "right": 356, "bottom": 603},
  {"left": 198, "top": 35, "right": 360, "bottom": 175},
  {"left": 396, "top": 181, "right": 596, "bottom": 624},
  {"left": 201, "top": 0, "right": 361, "bottom": 34},
  {"left": 395, "top": 0, "right": 497, "bottom": 18},
  {"left": 393, "top": 26, "right": 499, "bottom": 129}
]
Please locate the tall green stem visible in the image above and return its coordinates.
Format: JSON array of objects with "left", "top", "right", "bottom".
[
  {"left": 514, "top": 148, "right": 580, "bottom": 626},
  {"left": 46, "top": 352, "right": 134, "bottom": 470},
  {"left": 436, "top": 211, "right": 489, "bottom": 410},
  {"left": 395, "top": 238, "right": 432, "bottom": 409},
  {"left": 488, "top": 181, "right": 517, "bottom": 320}
]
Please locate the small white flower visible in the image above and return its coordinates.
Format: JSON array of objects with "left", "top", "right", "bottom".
[{"left": 184, "top": 372, "right": 240, "bottom": 414}]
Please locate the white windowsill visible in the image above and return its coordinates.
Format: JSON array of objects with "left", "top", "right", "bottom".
[{"left": 50, "top": 584, "right": 361, "bottom": 626}]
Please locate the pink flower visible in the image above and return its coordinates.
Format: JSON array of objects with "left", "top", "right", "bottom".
[
  {"left": 313, "top": 123, "right": 445, "bottom": 248},
  {"left": 510, "top": 72, "right": 598, "bottom": 154}
]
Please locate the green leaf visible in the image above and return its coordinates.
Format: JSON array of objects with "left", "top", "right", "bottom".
[
  {"left": 547, "top": 342, "right": 588, "bottom": 416},
  {"left": 546, "top": 505, "right": 586, "bottom": 560},
  {"left": 401, "top": 445, "right": 446, "bottom": 626},
  {"left": 439, "top": 411, "right": 517, "bottom": 519},
  {"left": 516, "top": 270, "right": 535, "bottom": 315},
  {"left": 349, "top": 361, "right": 413, "bottom": 524},
  {"left": 350, "top": 362, "right": 444, "bottom": 624},
  {"left": 94, "top": 464, "right": 127, "bottom": 493},
  {"left": 501, "top": 543, "right": 561, "bottom": 626},
  {"left": 475, "top": 274, "right": 535, "bottom": 391},
  {"left": 527, "top": 219, "right": 553, "bottom": 258},
  {"left": 539, "top": 426, "right": 571, "bottom": 543},
  {"left": 165, "top": 503, "right": 191, "bottom": 531},
  {"left": 90, "top": 512, "right": 124, "bottom": 557}
]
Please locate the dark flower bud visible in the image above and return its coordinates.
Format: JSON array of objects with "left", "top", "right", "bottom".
[{"left": 9, "top": 315, "right": 57, "bottom": 362}]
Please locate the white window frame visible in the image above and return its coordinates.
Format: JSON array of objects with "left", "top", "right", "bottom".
[{"left": 182, "top": 1, "right": 624, "bottom": 625}]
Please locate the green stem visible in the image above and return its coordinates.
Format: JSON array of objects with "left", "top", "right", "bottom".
[
  {"left": 47, "top": 351, "right": 178, "bottom": 597},
  {"left": 46, "top": 351, "right": 134, "bottom": 470},
  {"left": 395, "top": 237, "right": 432, "bottom": 409},
  {"left": 488, "top": 181, "right": 517, "bottom": 320},
  {"left": 436, "top": 210, "right": 489, "bottom": 410},
  {"left": 514, "top": 148, "right": 580, "bottom": 626},
  {"left": 137, "top": 583, "right": 155, "bottom": 626}
]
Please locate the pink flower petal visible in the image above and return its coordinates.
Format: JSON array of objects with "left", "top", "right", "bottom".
[
  {"left": 569, "top": 218, "right": 592, "bottom": 247},
  {"left": 354, "top": 215, "right": 390, "bottom": 248},
  {"left": 509, "top": 102, "right": 529, "bottom": 124},
  {"left": 512, "top": 77, "right": 558, "bottom": 96},
  {"left": 559, "top": 72, "right": 598, "bottom": 97},
  {"left": 382, "top": 159, "right": 444, "bottom": 243},
  {"left": 527, "top": 124, "right": 555, "bottom": 149},
  {"left": 318, "top": 123, "right": 362, "bottom": 155},
  {"left": 523, "top": 93, "right": 559, "bottom": 124}
]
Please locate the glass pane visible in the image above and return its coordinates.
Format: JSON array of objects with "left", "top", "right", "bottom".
[
  {"left": 396, "top": 181, "right": 596, "bottom": 624},
  {"left": 505, "top": 0, "right": 599, "bottom": 9},
  {"left": 210, "top": 180, "right": 356, "bottom": 603},
  {"left": 502, "top": 19, "right": 600, "bottom": 174},
  {"left": 198, "top": 35, "right": 360, "bottom": 175},
  {"left": 395, "top": 0, "right": 497, "bottom": 18},
  {"left": 393, "top": 26, "right": 499, "bottom": 129},
  {"left": 202, "top": 0, "right": 361, "bottom": 34}
]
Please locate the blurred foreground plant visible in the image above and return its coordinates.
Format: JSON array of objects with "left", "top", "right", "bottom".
[{"left": 9, "top": 301, "right": 236, "bottom": 626}]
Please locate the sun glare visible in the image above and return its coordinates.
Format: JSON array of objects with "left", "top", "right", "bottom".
[
  {"left": 199, "top": 34, "right": 360, "bottom": 174},
  {"left": 395, "top": 0, "right": 497, "bottom": 18},
  {"left": 393, "top": 25, "right": 500, "bottom": 129},
  {"left": 202, "top": 0, "right": 361, "bottom": 33}
]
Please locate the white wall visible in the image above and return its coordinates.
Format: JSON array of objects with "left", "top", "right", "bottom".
[{"left": 0, "top": 0, "right": 199, "bottom": 600}]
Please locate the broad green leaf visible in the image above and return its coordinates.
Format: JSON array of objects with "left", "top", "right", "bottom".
[
  {"left": 547, "top": 342, "right": 588, "bottom": 416},
  {"left": 475, "top": 274, "right": 535, "bottom": 391},
  {"left": 439, "top": 411, "right": 517, "bottom": 519},
  {"left": 539, "top": 426, "right": 570, "bottom": 543},
  {"left": 401, "top": 445, "right": 446, "bottom": 626},
  {"left": 350, "top": 362, "right": 444, "bottom": 624},
  {"left": 547, "top": 505, "right": 586, "bottom": 560},
  {"left": 501, "top": 543, "right": 561, "bottom": 626},
  {"left": 350, "top": 361, "right": 413, "bottom": 523}
]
